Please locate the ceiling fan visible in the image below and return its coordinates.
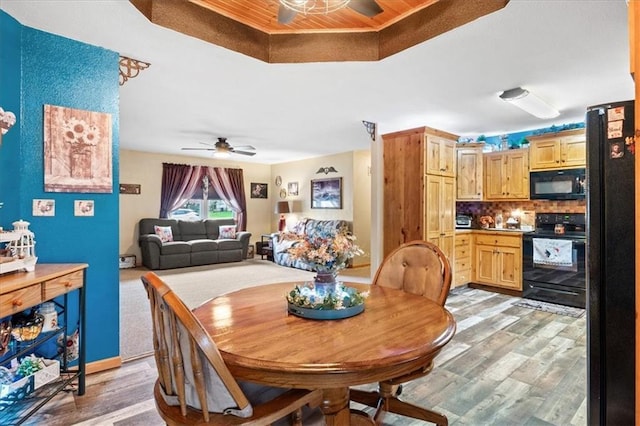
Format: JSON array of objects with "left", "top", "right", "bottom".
[
  {"left": 278, "top": 0, "right": 383, "bottom": 25},
  {"left": 181, "top": 137, "right": 256, "bottom": 157}
]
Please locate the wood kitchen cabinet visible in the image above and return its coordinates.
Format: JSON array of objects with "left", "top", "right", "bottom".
[
  {"left": 425, "top": 135, "right": 456, "bottom": 177},
  {"left": 453, "top": 232, "right": 472, "bottom": 287},
  {"left": 473, "top": 233, "right": 522, "bottom": 290},
  {"left": 484, "top": 149, "right": 529, "bottom": 200},
  {"left": 424, "top": 174, "right": 455, "bottom": 261},
  {"left": 456, "top": 144, "right": 484, "bottom": 200},
  {"left": 382, "top": 126, "right": 458, "bottom": 258},
  {"left": 528, "top": 129, "right": 586, "bottom": 171}
]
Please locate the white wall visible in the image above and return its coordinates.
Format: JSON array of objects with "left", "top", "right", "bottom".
[{"left": 119, "top": 150, "right": 272, "bottom": 263}]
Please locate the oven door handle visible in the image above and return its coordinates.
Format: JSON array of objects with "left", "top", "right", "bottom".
[{"left": 527, "top": 283, "right": 581, "bottom": 296}]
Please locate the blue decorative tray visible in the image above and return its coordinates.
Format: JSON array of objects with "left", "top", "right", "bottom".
[{"left": 287, "top": 303, "right": 364, "bottom": 320}]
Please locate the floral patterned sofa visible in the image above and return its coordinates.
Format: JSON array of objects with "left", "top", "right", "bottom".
[{"left": 270, "top": 218, "right": 350, "bottom": 271}]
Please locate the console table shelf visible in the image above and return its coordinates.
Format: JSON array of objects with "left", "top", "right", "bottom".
[{"left": 0, "top": 263, "right": 87, "bottom": 425}]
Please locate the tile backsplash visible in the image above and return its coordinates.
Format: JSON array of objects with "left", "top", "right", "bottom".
[{"left": 456, "top": 199, "right": 586, "bottom": 224}]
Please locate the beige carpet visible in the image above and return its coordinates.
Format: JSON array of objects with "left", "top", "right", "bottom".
[{"left": 120, "top": 259, "right": 371, "bottom": 360}]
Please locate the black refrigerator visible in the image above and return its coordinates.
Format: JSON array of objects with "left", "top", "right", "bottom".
[{"left": 586, "top": 100, "right": 635, "bottom": 425}]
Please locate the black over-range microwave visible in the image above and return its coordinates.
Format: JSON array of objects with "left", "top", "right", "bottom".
[{"left": 530, "top": 168, "right": 586, "bottom": 200}]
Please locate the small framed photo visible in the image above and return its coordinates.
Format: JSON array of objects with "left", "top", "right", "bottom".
[
  {"left": 610, "top": 142, "right": 624, "bottom": 159},
  {"left": 288, "top": 181, "right": 299, "bottom": 196},
  {"left": 33, "top": 199, "right": 55, "bottom": 216},
  {"left": 74, "top": 200, "right": 95, "bottom": 216},
  {"left": 311, "top": 177, "right": 342, "bottom": 209},
  {"left": 250, "top": 182, "right": 268, "bottom": 199}
]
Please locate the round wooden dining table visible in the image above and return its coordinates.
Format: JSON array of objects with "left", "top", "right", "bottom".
[{"left": 192, "top": 281, "right": 456, "bottom": 425}]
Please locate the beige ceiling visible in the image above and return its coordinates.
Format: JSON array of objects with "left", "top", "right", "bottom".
[{"left": 130, "top": 0, "right": 509, "bottom": 63}]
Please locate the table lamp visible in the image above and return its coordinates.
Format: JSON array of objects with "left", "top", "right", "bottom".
[{"left": 275, "top": 201, "right": 290, "bottom": 232}]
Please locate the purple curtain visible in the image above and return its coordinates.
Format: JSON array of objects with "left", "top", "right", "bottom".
[
  {"left": 206, "top": 167, "right": 247, "bottom": 230},
  {"left": 159, "top": 163, "right": 204, "bottom": 218}
]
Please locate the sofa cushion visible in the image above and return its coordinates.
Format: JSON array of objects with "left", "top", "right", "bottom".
[
  {"left": 204, "top": 219, "right": 236, "bottom": 239},
  {"left": 190, "top": 239, "right": 218, "bottom": 252},
  {"left": 141, "top": 218, "right": 180, "bottom": 240},
  {"left": 160, "top": 241, "right": 192, "bottom": 255},
  {"left": 179, "top": 220, "right": 207, "bottom": 241},
  {"left": 217, "top": 240, "right": 243, "bottom": 250},
  {"left": 219, "top": 225, "right": 237, "bottom": 239},
  {"left": 154, "top": 225, "right": 174, "bottom": 243}
]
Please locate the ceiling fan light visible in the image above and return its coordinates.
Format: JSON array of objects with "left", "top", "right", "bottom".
[
  {"left": 213, "top": 151, "right": 231, "bottom": 159},
  {"left": 499, "top": 87, "right": 560, "bottom": 119}
]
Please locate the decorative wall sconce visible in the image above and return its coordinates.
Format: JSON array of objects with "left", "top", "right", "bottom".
[
  {"left": 0, "top": 107, "right": 17, "bottom": 146},
  {"left": 316, "top": 166, "right": 338, "bottom": 174},
  {"left": 119, "top": 55, "right": 151, "bottom": 86}
]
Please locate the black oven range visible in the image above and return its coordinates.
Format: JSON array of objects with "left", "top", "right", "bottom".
[{"left": 522, "top": 213, "right": 586, "bottom": 308}]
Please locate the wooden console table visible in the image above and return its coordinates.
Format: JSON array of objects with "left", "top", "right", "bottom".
[{"left": 0, "top": 263, "right": 88, "bottom": 425}]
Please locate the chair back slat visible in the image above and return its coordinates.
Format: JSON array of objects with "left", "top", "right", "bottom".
[
  {"left": 168, "top": 309, "right": 188, "bottom": 416},
  {"left": 141, "top": 272, "right": 252, "bottom": 421},
  {"left": 373, "top": 240, "right": 452, "bottom": 306}
]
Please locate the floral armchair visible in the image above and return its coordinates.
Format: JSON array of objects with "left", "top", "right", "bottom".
[{"left": 270, "top": 218, "right": 350, "bottom": 271}]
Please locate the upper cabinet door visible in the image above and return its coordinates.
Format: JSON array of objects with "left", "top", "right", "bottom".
[
  {"left": 560, "top": 135, "right": 586, "bottom": 168},
  {"left": 425, "top": 135, "right": 455, "bottom": 177},
  {"left": 456, "top": 147, "right": 483, "bottom": 200},
  {"left": 529, "top": 139, "right": 561, "bottom": 170}
]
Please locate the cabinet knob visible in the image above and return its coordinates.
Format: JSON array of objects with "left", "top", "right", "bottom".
[
  {"left": 12, "top": 299, "right": 22, "bottom": 307},
  {"left": 64, "top": 281, "right": 72, "bottom": 288},
  {"left": 556, "top": 160, "right": 560, "bottom": 163}
]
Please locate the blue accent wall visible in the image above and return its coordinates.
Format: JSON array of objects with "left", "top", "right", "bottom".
[{"left": 0, "top": 10, "right": 120, "bottom": 364}]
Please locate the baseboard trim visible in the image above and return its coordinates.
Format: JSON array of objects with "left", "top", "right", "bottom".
[{"left": 87, "top": 356, "right": 122, "bottom": 374}]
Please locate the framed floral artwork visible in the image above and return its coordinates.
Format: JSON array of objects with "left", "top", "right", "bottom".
[{"left": 44, "top": 104, "right": 113, "bottom": 193}]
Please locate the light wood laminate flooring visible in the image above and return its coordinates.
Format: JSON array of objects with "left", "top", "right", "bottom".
[{"left": 22, "top": 286, "right": 586, "bottom": 425}]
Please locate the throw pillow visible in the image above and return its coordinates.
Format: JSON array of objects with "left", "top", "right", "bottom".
[
  {"left": 219, "top": 225, "right": 237, "bottom": 239},
  {"left": 154, "top": 225, "right": 174, "bottom": 243}
]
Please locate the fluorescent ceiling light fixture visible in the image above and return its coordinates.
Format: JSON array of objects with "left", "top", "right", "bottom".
[{"left": 499, "top": 87, "right": 560, "bottom": 119}]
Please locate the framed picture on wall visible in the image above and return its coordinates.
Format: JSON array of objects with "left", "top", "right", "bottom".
[
  {"left": 311, "top": 177, "right": 342, "bottom": 209},
  {"left": 288, "top": 181, "right": 299, "bottom": 196},
  {"left": 250, "top": 182, "right": 268, "bottom": 198}
]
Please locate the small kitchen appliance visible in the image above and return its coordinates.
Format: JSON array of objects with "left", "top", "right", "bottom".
[{"left": 455, "top": 215, "right": 472, "bottom": 229}]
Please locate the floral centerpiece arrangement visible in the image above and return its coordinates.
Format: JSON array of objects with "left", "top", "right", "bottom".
[
  {"left": 283, "top": 227, "right": 367, "bottom": 317},
  {"left": 283, "top": 226, "right": 364, "bottom": 273}
]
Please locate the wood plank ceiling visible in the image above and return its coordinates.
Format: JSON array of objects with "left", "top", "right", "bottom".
[
  {"left": 191, "top": 0, "right": 440, "bottom": 34},
  {"left": 130, "top": 0, "right": 509, "bottom": 63}
]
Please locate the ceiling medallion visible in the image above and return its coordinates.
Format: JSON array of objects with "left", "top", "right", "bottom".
[
  {"left": 280, "top": 0, "right": 350, "bottom": 15},
  {"left": 119, "top": 56, "right": 151, "bottom": 86}
]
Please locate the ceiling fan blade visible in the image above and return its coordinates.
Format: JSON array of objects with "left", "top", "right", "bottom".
[
  {"left": 181, "top": 147, "right": 215, "bottom": 151},
  {"left": 233, "top": 145, "right": 256, "bottom": 150},
  {"left": 232, "top": 150, "right": 257, "bottom": 156},
  {"left": 348, "top": 0, "right": 383, "bottom": 17},
  {"left": 278, "top": 4, "right": 297, "bottom": 24}
]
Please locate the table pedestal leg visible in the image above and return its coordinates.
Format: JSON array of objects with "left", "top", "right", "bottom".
[{"left": 321, "top": 388, "right": 375, "bottom": 425}]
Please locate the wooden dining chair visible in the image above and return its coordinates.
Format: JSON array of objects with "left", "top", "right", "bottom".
[
  {"left": 350, "top": 240, "right": 453, "bottom": 426},
  {"left": 141, "top": 272, "right": 322, "bottom": 425}
]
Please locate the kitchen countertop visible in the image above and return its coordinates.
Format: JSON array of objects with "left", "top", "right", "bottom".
[{"left": 456, "top": 228, "right": 530, "bottom": 234}]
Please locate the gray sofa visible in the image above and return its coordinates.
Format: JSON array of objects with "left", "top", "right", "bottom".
[{"left": 138, "top": 218, "right": 251, "bottom": 270}]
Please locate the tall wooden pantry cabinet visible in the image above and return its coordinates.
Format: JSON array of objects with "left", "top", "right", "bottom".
[{"left": 382, "top": 126, "right": 457, "bottom": 261}]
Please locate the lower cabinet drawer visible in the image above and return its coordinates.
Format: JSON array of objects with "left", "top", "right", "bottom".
[
  {"left": 44, "top": 270, "right": 84, "bottom": 300},
  {"left": 0, "top": 284, "right": 43, "bottom": 315}
]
